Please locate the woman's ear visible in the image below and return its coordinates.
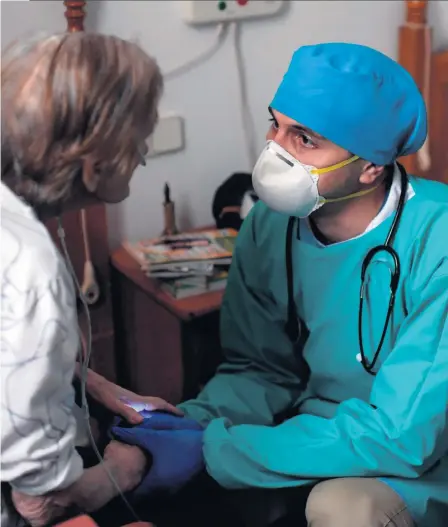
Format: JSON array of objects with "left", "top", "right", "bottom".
[
  {"left": 359, "top": 162, "right": 385, "bottom": 186},
  {"left": 82, "top": 155, "right": 101, "bottom": 193}
]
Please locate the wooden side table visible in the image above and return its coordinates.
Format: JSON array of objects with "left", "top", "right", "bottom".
[{"left": 110, "top": 247, "right": 224, "bottom": 404}]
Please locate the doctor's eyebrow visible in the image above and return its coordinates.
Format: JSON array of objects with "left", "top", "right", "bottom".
[{"left": 268, "top": 107, "right": 325, "bottom": 141}]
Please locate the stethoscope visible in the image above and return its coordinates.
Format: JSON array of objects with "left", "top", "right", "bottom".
[{"left": 284, "top": 163, "right": 408, "bottom": 376}]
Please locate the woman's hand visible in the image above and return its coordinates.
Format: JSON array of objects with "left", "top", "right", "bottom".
[
  {"left": 12, "top": 442, "right": 149, "bottom": 527},
  {"left": 103, "top": 440, "right": 148, "bottom": 492},
  {"left": 76, "top": 365, "right": 183, "bottom": 425},
  {"left": 12, "top": 490, "right": 69, "bottom": 527}
]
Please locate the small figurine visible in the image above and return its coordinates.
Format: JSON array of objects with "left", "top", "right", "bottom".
[{"left": 161, "top": 182, "right": 179, "bottom": 236}]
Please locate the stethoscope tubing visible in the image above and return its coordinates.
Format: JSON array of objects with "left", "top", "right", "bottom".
[{"left": 285, "top": 163, "right": 409, "bottom": 375}]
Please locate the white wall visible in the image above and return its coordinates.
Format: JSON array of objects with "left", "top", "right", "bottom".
[
  {"left": 1, "top": 1, "right": 99, "bottom": 45},
  {"left": 2, "top": 1, "right": 447, "bottom": 247}
]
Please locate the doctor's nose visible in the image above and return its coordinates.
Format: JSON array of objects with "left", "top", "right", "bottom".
[{"left": 266, "top": 127, "right": 288, "bottom": 150}]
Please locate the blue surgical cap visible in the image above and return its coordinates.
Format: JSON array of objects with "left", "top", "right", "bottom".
[{"left": 270, "top": 43, "right": 427, "bottom": 166}]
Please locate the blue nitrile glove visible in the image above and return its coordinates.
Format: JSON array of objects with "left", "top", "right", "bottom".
[
  {"left": 134, "top": 411, "right": 203, "bottom": 431},
  {"left": 109, "top": 411, "right": 203, "bottom": 433},
  {"left": 110, "top": 414, "right": 204, "bottom": 498}
]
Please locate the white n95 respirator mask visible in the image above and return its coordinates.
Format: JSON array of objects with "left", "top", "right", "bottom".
[{"left": 252, "top": 140, "right": 362, "bottom": 218}]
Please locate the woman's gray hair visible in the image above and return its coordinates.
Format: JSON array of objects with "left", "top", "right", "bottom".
[{"left": 1, "top": 31, "right": 163, "bottom": 207}]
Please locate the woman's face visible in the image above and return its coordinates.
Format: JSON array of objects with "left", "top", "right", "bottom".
[{"left": 93, "top": 139, "right": 149, "bottom": 204}]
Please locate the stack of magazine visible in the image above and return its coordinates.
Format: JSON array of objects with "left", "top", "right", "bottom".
[{"left": 123, "top": 228, "right": 238, "bottom": 299}]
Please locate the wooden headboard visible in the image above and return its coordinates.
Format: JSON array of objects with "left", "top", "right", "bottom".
[
  {"left": 46, "top": 1, "right": 117, "bottom": 382},
  {"left": 398, "top": 0, "right": 448, "bottom": 184}
]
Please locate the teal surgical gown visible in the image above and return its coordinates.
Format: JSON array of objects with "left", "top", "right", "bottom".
[{"left": 179, "top": 175, "right": 448, "bottom": 527}]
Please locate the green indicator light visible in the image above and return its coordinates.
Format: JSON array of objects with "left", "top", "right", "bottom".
[{"left": 218, "top": 1, "right": 227, "bottom": 11}]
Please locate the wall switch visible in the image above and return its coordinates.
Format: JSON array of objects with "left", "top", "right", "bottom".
[{"left": 148, "top": 114, "right": 185, "bottom": 157}]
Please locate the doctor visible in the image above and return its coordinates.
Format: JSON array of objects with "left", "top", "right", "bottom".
[{"left": 171, "top": 43, "right": 447, "bottom": 527}]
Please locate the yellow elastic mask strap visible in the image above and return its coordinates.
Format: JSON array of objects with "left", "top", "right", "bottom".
[
  {"left": 322, "top": 183, "right": 381, "bottom": 204},
  {"left": 310, "top": 154, "right": 359, "bottom": 175},
  {"left": 309, "top": 154, "right": 379, "bottom": 205}
]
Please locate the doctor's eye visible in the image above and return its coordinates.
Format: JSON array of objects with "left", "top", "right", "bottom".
[
  {"left": 296, "top": 132, "right": 316, "bottom": 149},
  {"left": 268, "top": 117, "right": 279, "bottom": 130}
]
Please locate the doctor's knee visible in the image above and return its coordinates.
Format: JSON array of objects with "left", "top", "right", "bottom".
[{"left": 305, "top": 478, "right": 415, "bottom": 527}]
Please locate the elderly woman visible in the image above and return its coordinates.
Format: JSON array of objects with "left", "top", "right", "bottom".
[{"left": 1, "top": 31, "right": 181, "bottom": 527}]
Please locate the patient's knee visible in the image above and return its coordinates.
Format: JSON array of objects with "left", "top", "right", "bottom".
[{"left": 305, "top": 478, "right": 414, "bottom": 526}]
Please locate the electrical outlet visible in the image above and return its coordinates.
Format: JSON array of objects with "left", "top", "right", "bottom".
[
  {"left": 181, "top": 0, "right": 284, "bottom": 26},
  {"left": 147, "top": 115, "right": 185, "bottom": 158}
]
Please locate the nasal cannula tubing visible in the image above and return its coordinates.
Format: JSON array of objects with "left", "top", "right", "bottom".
[{"left": 57, "top": 219, "right": 141, "bottom": 522}]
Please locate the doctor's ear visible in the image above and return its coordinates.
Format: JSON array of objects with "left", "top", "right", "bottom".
[{"left": 359, "top": 162, "right": 386, "bottom": 186}]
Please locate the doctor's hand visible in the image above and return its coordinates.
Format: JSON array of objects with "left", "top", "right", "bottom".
[{"left": 76, "top": 365, "right": 183, "bottom": 425}]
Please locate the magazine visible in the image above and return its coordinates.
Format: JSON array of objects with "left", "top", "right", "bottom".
[{"left": 123, "top": 228, "right": 238, "bottom": 268}]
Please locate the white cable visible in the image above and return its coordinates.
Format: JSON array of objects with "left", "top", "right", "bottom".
[
  {"left": 163, "top": 23, "right": 228, "bottom": 80},
  {"left": 57, "top": 219, "right": 141, "bottom": 523},
  {"left": 161, "top": 21, "right": 257, "bottom": 169},
  {"left": 231, "top": 21, "right": 258, "bottom": 169}
]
